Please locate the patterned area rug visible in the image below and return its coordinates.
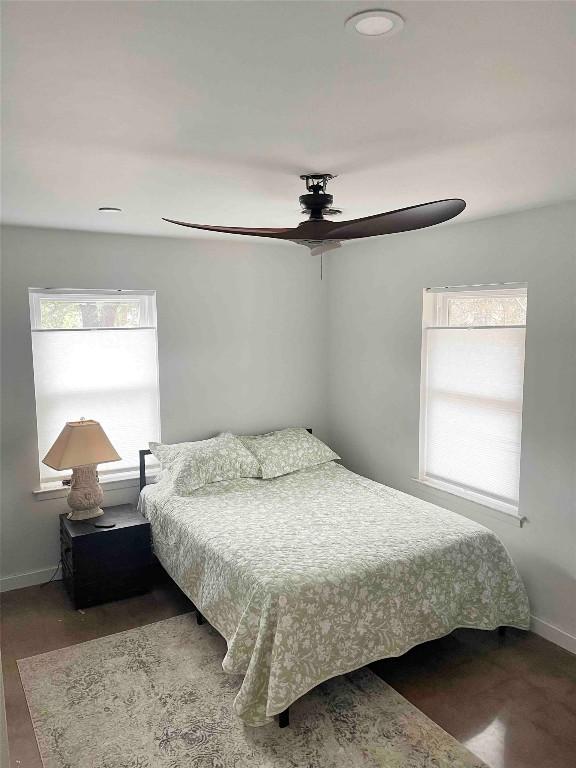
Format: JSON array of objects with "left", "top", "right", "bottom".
[{"left": 18, "top": 613, "right": 486, "bottom": 768}]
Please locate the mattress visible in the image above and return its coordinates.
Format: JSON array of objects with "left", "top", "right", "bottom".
[{"left": 138, "top": 461, "right": 530, "bottom": 726}]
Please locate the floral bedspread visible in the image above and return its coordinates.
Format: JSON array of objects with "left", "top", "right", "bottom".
[{"left": 139, "top": 462, "right": 530, "bottom": 726}]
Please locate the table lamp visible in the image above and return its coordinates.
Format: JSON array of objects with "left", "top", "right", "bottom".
[{"left": 42, "top": 418, "right": 121, "bottom": 520}]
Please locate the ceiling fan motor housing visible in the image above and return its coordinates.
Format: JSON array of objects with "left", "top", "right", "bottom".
[
  {"left": 298, "top": 172, "right": 342, "bottom": 219},
  {"left": 299, "top": 191, "right": 334, "bottom": 219}
]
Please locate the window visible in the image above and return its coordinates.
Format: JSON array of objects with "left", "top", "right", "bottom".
[
  {"left": 419, "top": 283, "right": 527, "bottom": 515},
  {"left": 29, "top": 289, "right": 161, "bottom": 487}
]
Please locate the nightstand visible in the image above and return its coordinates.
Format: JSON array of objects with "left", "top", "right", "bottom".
[{"left": 60, "top": 504, "right": 153, "bottom": 609}]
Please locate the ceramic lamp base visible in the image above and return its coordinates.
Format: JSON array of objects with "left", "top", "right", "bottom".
[
  {"left": 66, "top": 464, "right": 105, "bottom": 521},
  {"left": 67, "top": 507, "right": 104, "bottom": 521}
]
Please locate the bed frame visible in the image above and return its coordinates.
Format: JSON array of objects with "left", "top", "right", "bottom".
[
  {"left": 137, "top": 429, "right": 505, "bottom": 730},
  {"left": 137, "top": 429, "right": 313, "bottom": 729}
]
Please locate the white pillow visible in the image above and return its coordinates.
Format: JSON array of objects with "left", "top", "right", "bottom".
[
  {"left": 149, "top": 433, "right": 261, "bottom": 494},
  {"left": 238, "top": 427, "right": 339, "bottom": 479}
]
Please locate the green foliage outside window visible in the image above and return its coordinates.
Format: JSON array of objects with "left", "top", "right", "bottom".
[
  {"left": 447, "top": 296, "right": 527, "bottom": 327},
  {"left": 39, "top": 300, "right": 141, "bottom": 329}
]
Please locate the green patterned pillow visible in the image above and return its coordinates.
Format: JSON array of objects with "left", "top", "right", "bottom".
[
  {"left": 238, "top": 427, "right": 339, "bottom": 479},
  {"left": 149, "top": 434, "right": 261, "bottom": 494}
]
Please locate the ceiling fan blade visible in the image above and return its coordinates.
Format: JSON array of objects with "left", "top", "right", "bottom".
[
  {"left": 324, "top": 199, "right": 466, "bottom": 240},
  {"left": 163, "top": 198, "right": 465, "bottom": 246},
  {"left": 162, "top": 218, "right": 294, "bottom": 239}
]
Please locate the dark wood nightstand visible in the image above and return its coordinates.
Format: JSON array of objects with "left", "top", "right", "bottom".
[{"left": 60, "top": 504, "right": 153, "bottom": 609}]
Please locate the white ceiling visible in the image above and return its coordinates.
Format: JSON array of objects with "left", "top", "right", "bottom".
[{"left": 2, "top": 0, "right": 575, "bottom": 239}]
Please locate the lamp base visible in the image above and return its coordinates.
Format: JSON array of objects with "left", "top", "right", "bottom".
[
  {"left": 66, "top": 465, "right": 105, "bottom": 521},
  {"left": 67, "top": 507, "right": 104, "bottom": 521}
]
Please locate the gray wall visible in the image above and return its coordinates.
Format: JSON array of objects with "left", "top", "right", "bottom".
[
  {"left": 0, "top": 225, "right": 327, "bottom": 585},
  {"left": 326, "top": 201, "right": 576, "bottom": 647},
  {"left": 1, "top": 204, "right": 575, "bottom": 649}
]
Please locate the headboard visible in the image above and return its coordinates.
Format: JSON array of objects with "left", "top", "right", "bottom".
[{"left": 139, "top": 428, "right": 312, "bottom": 492}]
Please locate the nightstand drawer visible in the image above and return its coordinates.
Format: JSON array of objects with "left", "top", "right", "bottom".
[
  {"left": 68, "top": 566, "right": 153, "bottom": 609},
  {"left": 61, "top": 538, "right": 74, "bottom": 573},
  {"left": 72, "top": 527, "right": 151, "bottom": 580}
]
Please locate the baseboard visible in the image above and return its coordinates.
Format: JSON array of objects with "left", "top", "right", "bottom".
[
  {"left": 0, "top": 565, "right": 61, "bottom": 593},
  {"left": 530, "top": 615, "right": 576, "bottom": 655}
]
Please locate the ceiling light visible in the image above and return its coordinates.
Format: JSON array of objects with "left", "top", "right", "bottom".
[
  {"left": 345, "top": 9, "right": 404, "bottom": 37},
  {"left": 98, "top": 207, "right": 122, "bottom": 213}
]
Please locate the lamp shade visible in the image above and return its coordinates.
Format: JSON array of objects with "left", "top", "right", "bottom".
[{"left": 42, "top": 419, "right": 121, "bottom": 470}]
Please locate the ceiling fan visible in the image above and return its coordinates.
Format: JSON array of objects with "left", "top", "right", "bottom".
[{"left": 163, "top": 174, "right": 466, "bottom": 252}]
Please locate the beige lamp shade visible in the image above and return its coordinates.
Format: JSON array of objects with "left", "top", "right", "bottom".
[{"left": 42, "top": 419, "right": 121, "bottom": 470}]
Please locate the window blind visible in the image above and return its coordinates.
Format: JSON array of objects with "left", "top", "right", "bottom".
[
  {"left": 421, "top": 326, "right": 525, "bottom": 507},
  {"left": 31, "top": 301, "right": 161, "bottom": 485}
]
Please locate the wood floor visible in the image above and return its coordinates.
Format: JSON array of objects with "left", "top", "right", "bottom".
[{"left": 2, "top": 576, "right": 575, "bottom": 768}]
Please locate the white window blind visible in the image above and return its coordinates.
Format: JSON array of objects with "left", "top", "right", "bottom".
[
  {"left": 419, "top": 285, "right": 527, "bottom": 513},
  {"left": 29, "top": 289, "right": 161, "bottom": 486}
]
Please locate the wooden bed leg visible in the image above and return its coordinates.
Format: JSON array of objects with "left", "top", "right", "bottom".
[
  {"left": 196, "top": 611, "right": 206, "bottom": 625},
  {"left": 278, "top": 708, "right": 289, "bottom": 728}
]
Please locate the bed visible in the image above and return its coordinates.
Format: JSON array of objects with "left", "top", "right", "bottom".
[{"left": 137, "top": 442, "right": 530, "bottom": 728}]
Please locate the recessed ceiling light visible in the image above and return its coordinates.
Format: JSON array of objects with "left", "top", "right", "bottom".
[
  {"left": 98, "top": 207, "right": 122, "bottom": 213},
  {"left": 345, "top": 9, "right": 404, "bottom": 37}
]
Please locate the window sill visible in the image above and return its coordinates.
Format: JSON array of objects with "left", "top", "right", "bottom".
[
  {"left": 32, "top": 470, "right": 156, "bottom": 501},
  {"left": 411, "top": 477, "right": 527, "bottom": 528}
]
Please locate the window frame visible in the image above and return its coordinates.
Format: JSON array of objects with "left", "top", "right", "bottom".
[
  {"left": 29, "top": 288, "right": 161, "bottom": 492},
  {"left": 29, "top": 288, "right": 157, "bottom": 331},
  {"left": 434, "top": 288, "right": 528, "bottom": 328},
  {"left": 418, "top": 283, "right": 527, "bottom": 522}
]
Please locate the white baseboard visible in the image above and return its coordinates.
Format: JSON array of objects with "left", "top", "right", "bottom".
[
  {"left": 530, "top": 615, "right": 576, "bottom": 655},
  {"left": 0, "top": 565, "right": 61, "bottom": 593}
]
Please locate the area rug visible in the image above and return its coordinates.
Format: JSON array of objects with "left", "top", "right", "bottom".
[{"left": 18, "top": 613, "right": 486, "bottom": 768}]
